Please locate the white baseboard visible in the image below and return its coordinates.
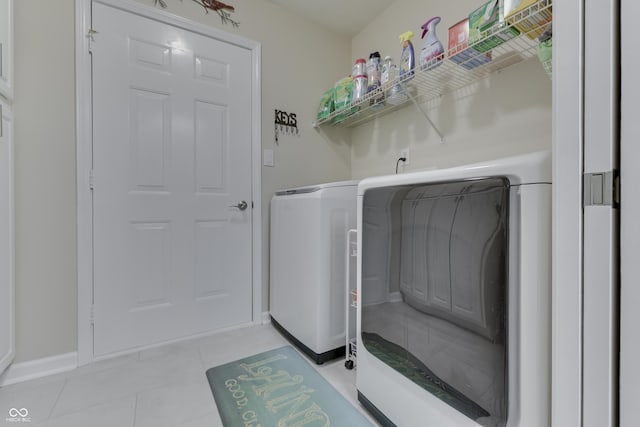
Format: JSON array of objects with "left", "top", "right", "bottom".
[
  {"left": 262, "top": 311, "right": 271, "bottom": 324},
  {"left": 0, "top": 352, "right": 77, "bottom": 387},
  {"left": 1, "top": 317, "right": 274, "bottom": 386},
  {"left": 388, "top": 291, "right": 403, "bottom": 303}
]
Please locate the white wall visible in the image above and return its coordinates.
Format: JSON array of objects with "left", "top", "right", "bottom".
[
  {"left": 349, "top": 0, "right": 552, "bottom": 178},
  {"left": 13, "top": 0, "right": 351, "bottom": 363}
]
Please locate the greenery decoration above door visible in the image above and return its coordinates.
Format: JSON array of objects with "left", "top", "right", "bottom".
[{"left": 154, "top": 0, "right": 239, "bottom": 27}]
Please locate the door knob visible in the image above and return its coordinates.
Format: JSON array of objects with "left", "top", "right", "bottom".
[{"left": 229, "top": 200, "right": 248, "bottom": 211}]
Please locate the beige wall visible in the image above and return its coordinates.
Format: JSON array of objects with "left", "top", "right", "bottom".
[
  {"left": 13, "top": 0, "right": 351, "bottom": 363},
  {"left": 14, "top": 1, "right": 78, "bottom": 363},
  {"left": 349, "top": 0, "right": 552, "bottom": 178}
]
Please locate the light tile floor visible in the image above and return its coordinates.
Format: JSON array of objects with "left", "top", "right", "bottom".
[{"left": 0, "top": 324, "right": 379, "bottom": 426}]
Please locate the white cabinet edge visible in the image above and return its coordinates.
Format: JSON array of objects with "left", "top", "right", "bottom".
[
  {"left": 0, "top": 0, "right": 13, "bottom": 101},
  {"left": 0, "top": 98, "right": 14, "bottom": 375}
]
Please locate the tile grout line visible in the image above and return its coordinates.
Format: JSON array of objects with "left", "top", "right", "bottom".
[
  {"left": 196, "top": 341, "right": 207, "bottom": 372},
  {"left": 47, "top": 377, "right": 69, "bottom": 420},
  {"left": 132, "top": 393, "right": 139, "bottom": 427},
  {"left": 133, "top": 349, "right": 143, "bottom": 426}
]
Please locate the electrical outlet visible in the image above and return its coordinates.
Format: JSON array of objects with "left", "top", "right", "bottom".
[{"left": 400, "top": 149, "right": 410, "bottom": 165}]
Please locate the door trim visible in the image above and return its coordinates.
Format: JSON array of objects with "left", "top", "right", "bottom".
[
  {"left": 620, "top": 1, "right": 639, "bottom": 424},
  {"left": 552, "top": 0, "right": 584, "bottom": 425},
  {"left": 75, "top": 0, "right": 262, "bottom": 366}
]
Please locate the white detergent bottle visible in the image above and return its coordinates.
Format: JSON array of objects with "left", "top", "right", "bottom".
[{"left": 419, "top": 17, "right": 445, "bottom": 71}]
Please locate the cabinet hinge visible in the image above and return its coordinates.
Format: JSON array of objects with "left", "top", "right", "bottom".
[
  {"left": 583, "top": 170, "right": 619, "bottom": 208},
  {"left": 89, "top": 170, "right": 94, "bottom": 191},
  {"left": 90, "top": 305, "right": 95, "bottom": 324}
]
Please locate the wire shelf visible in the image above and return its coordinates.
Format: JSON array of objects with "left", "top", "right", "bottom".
[{"left": 313, "top": 0, "right": 552, "bottom": 129}]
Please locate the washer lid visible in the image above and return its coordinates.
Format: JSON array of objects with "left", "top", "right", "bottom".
[{"left": 275, "top": 179, "right": 359, "bottom": 196}]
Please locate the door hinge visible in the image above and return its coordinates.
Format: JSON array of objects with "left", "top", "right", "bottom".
[
  {"left": 87, "top": 28, "right": 98, "bottom": 52},
  {"left": 583, "top": 170, "right": 619, "bottom": 208},
  {"left": 89, "top": 170, "right": 94, "bottom": 191}
]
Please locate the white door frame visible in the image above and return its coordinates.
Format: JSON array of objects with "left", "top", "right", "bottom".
[
  {"left": 620, "top": 0, "right": 639, "bottom": 424},
  {"left": 582, "top": 1, "right": 619, "bottom": 425},
  {"left": 554, "top": 1, "right": 621, "bottom": 425},
  {"left": 75, "top": 0, "right": 262, "bottom": 366},
  {"left": 552, "top": 1, "right": 584, "bottom": 426}
]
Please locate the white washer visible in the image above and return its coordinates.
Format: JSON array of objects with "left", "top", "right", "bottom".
[
  {"left": 356, "top": 151, "right": 551, "bottom": 427},
  {"left": 270, "top": 180, "right": 358, "bottom": 364}
]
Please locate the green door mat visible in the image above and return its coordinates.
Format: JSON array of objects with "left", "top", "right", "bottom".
[{"left": 206, "top": 346, "right": 372, "bottom": 427}]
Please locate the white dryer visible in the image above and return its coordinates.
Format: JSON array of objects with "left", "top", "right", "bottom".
[
  {"left": 270, "top": 180, "right": 358, "bottom": 364},
  {"left": 356, "top": 152, "right": 551, "bottom": 427}
]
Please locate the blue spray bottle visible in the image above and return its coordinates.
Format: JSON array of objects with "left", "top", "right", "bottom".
[
  {"left": 399, "top": 31, "right": 415, "bottom": 80},
  {"left": 419, "top": 17, "right": 445, "bottom": 71}
]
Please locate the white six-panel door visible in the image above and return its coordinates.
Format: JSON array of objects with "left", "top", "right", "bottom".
[{"left": 91, "top": 1, "right": 253, "bottom": 356}]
